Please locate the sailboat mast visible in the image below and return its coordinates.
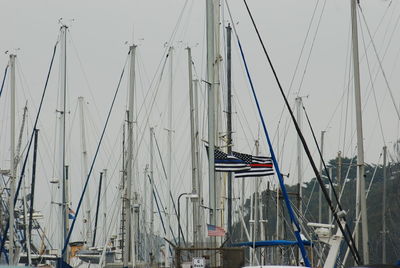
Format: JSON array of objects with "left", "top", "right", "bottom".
[
  {"left": 253, "top": 141, "right": 260, "bottom": 265},
  {"left": 213, "top": 0, "right": 223, "bottom": 241},
  {"left": 206, "top": 0, "right": 216, "bottom": 236},
  {"left": 165, "top": 45, "right": 173, "bottom": 267},
  {"left": 102, "top": 168, "right": 107, "bottom": 246},
  {"left": 149, "top": 127, "right": 155, "bottom": 258},
  {"left": 124, "top": 44, "right": 137, "bottom": 268},
  {"left": 382, "top": 145, "right": 387, "bottom": 263},
  {"left": 9, "top": 53, "right": 16, "bottom": 265},
  {"left": 226, "top": 24, "right": 233, "bottom": 239},
  {"left": 350, "top": 0, "right": 369, "bottom": 263},
  {"left": 143, "top": 166, "right": 148, "bottom": 262},
  {"left": 59, "top": 25, "right": 69, "bottom": 263},
  {"left": 78, "top": 96, "right": 93, "bottom": 244},
  {"left": 187, "top": 47, "right": 198, "bottom": 246},
  {"left": 193, "top": 79, "right": 203, "bottom": 243}
]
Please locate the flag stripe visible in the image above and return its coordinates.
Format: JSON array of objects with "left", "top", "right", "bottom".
[
  {"left": 207, "top": 224, "right": 225, "bottom": 236},
  {"left": 250, "top": 163, "right": 273, "bottom": 167},
  {"left": 207, "top": 146, "right": 251, "bottom": 172},
  {"left": 233, "top": 150, "right": 274, "bottom": 178}
]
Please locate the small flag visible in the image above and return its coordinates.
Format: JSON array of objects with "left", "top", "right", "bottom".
[
  {"left": 68, "top": 208, "right": 76, "bottom": 220},
  {"left": 233, "top": 151, "right": 274, "bottom": 177},
  {"left": 207, "top": 224, "right": 225, "bottom": 237},
  {"left": 206, "top": 146, "right": 250, "bottom": 172}
]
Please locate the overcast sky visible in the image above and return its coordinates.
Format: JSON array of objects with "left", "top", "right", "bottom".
[{"left": 1, "top": 0, "right": 399, "bottom": 245}]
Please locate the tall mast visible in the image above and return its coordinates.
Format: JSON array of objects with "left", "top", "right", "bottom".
[
  {"left": 213, "top": 0, "right": 223, "bottom": 240},
  {"left": 193, "top": 79, "right": 203, "bottom": 243},
  {"left": 226, "top": 24, "right": 233, "bottom": 239},
  {"left": 328, "top": 167, "right": 333, "bottom": 224},
  {"left": 206, "top": 0, "right": 216, "bottom": 238},
  {"left": 59, "top": 25, "right": 69, "bottom": 263},
  {"left": 187, "top": 47, "right": 198, "bottom": 245},
  {"left": 350, "top": 0, "right": 369, "bottom": 263},
  {"left": 78, "top": 96, "right": 93, "bottom": 244},
  {"left": 143, "top": 166, "right": 148, "bottom": 262},
  {"left": 102, "top": 169, "right": 107, "bottom": 246},
  {"left": 337, "top": 151, "right": 342, "bottom": 196},
  {"left": 9, "top": 53, "right": 16, "bottom": 265},
  {"left": 123, "top": 44, "right": 136, "bottom": 268},
  {"left": 382, "top": 145, "right": 387, "bottom": 263},
  {"left": 149, "top": 127, "right": 155, "bottom": 258},
  {"left": 165, "top": 45, "right": 174, "bottom": 267},
  {"left": 253, "top": 141, "right": 260, "bottom": 265}
]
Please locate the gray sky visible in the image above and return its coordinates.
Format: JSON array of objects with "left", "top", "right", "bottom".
[{"left": 0, "top": 0, "right": 399, "bottom": 244}]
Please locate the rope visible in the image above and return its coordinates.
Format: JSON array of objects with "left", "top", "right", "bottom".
[
  {"left": 152, "top": 130, "right": 183, "bottom": 244},
  {"left": 358, "top": 5, "right": 400, "bottom": 121},
  {"left": 359, "top": 21, "right": 386, "bottom": 145},
  {"left": 0, "top": 65, "right": 8, "bottom": 99},
  {"left": 0, "top": 41, "right": 58, "bottom": 260},
  {"left": 272, "top": 0, "right": 325, "bottom": 143}
]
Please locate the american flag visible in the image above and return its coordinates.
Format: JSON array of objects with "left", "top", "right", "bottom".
[
  {"left": 207, "top": 224, "right": 225, "bottom": 237},
  {"left": 206, "top": 146, "right": 251, "bottom": 172},
  {"left": 232, "top": 151, "right": 274, "bottom": 178}
]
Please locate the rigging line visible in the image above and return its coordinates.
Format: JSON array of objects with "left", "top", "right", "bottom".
[
  {"left": 149, "top": 173, "right": 179, "bottom": 246},
  {"left": 135, "top": 49, "right": 168, "bottom": 122},
  {"left": 358, "top": 5, "right": 400, "bottom": 121},
  {"left": 338, "top": 153, "right": 356, "bottom": 203},
  {"left": 153, "top": 175, "right": 180, "bottom": 246},
  {"left": 0, "top": 40, "right": 59, "bottom": 259},
  {"left": 342, "top": 153, "right": 382, "bottom": 265},
  {"left": 359, "top": 22, "right": 386, "bottom": 146},
  {"left": 67, "top": 31, "right": 115, "bottom": 156},
  {"left": 66, "top": 99, "right": 79, "bottom": 153},
  {"left": 233, "top": 96, "right": 256, "bottom": 149},
  {"left": 296, "top": 0, "right": 327, "bottom": 96},
  {"left": 132, "top": 54, "right": 169, "bottom": 156},
  {"left": 359, "top": 10, "right": 400, "bottom": 107},
  {"left": 61, "top": 51, "right": 129, "bottom": 256},
  {"left": 0, "top": 65, "right": 8, "bottom": 99},
  {"left": 152, "top": 130, "right": 185, "bottom": 244},
  {"left": 240, "top": 0, "right": 361, "bottom": 264},
  {"left": 303, "top": 172, "right": 318, "bottom": 215},
  {"left": 271, "top": 0, "right": 323, "bottom": 142},
  {"left": 148, "top": 173, "right": 178, "bottom": 257},
  {"left": 15, "top": 59, "right": 36, "bottom": 117},
  {"left": 302, "top": 103, "right": 361, "bottom": 247},
  {"left": 342, "top": 63, "right": 352, "bottom": 155},
  {"left": 339, "top": 23, "right": 352, "bottom": 153}
]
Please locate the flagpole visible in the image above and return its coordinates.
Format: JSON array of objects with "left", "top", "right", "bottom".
[
  {"left": 206, "top": 0, "right": 216, "bottom": 254},
  {"left": 226, "top": 23, "right": 233, "bottom": 242},
  {"left": 253, "top": 140, "right": 260, "bottom": 265},
  {"left": 351, "top": 0, "right": 369, "bottom": 263},
  {"left": 9, "top": 53, "right": 16, "bottom": 265},
  {"left": 166, "top": 45, "right": 174, "bottom": 268},
  {"left": 187, "top": 47, "right": 199, "bottom": 246}
]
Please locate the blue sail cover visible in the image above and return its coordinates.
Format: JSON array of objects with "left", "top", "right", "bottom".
[{"left": 231, "top": 240, "right": 312, "bottom": 248}]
